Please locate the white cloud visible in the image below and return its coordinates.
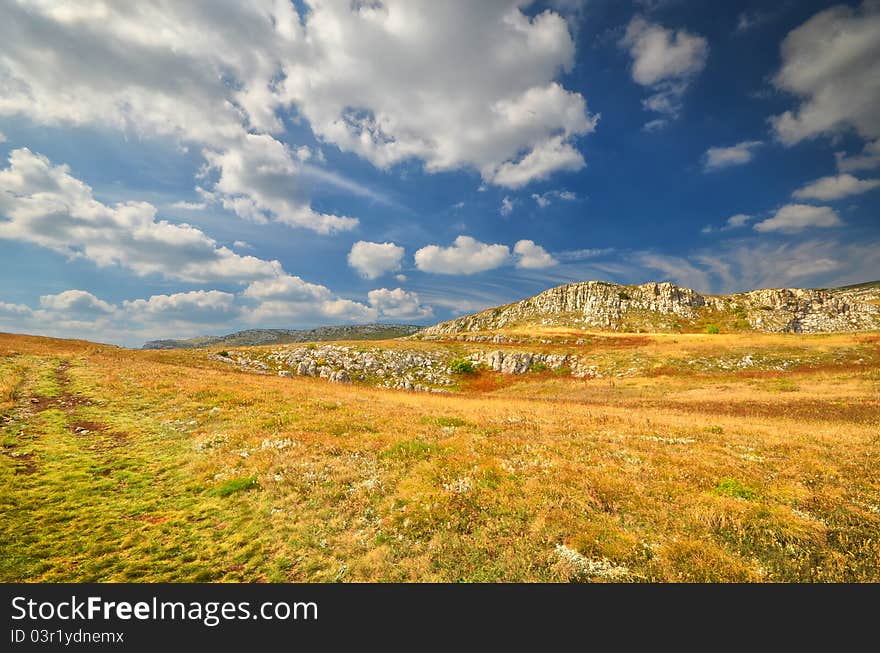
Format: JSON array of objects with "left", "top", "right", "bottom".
[
  {"left": 170, "top": 201, "right": 207, "bottom": 211},
  {"left": 0, "top": 301, "right": 31, "bottom": 317},
  {"left": 703, "top": 140, "right": 762, "bottom": 171},
  {"left": 0, "top": 148, "right": 283, "bottom": 283},
  {"left": 500, "top": 196, "right": 516, "bottom": 216},
  {"left": 414, "top": 236, "right": 510, "bottom": 275},
  {"left": 242, "top": 274, "right": 376, "bottom": 325},
  {"left": 123, "top": 290, "right": 238, "bottom": 323},
  {"left": 347, "top": 241, "right": 405, "bottom": 279},
  {"left": 280, "top": 5, "right": 597, "bottom": 188},
  {"left": 836, "top": 139, "right": 880, "bottom": 172},
  {"left": 792, "top": 174, "right": 880, "bottom": 201},
  {"left": 619, "top": 16, "right": 708, "bottom": 122},
  {"left": 753, "top": 204, "right": 842, "bottom": 234},
  {"left": 395, "top": 274, "right": 408, "bottom": 283},
  {"left": 39, "top": 290, "right": 114, "bottom": 316},
  {"left": 702, "top": 213, "right": 752, "bottom": 234},
  {"left": 532, "top": 189, "right": 576, "bottom": 207},
  {"left": 367, "top": 288, "right": 433, "bottom": 320},
  {"left": 203, "top": 134, "right": 358, "bottom": 234},
  {"left": 489, "top": 134, "right": 589, "bottom": 189},
  {"left": 513, "top": 240, "right": 558, "bottom": 269},
  {"left": 245, "top": 298, "right": 377, "bottom": 325},
  {"left": 736, "top": 10, "right": 773, "bottom": 33},
  {"left": 770, "top": 2, "right": 880, "bottom": 145},
  {"left": 242, "top": 275, "right": 332, "bottom": 302},
  {"left": 0, "top": 131, "right": 6, "bottom": 143}
]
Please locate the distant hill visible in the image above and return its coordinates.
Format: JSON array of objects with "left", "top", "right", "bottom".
[
  {"left": 416, "top": 280, "right": 880, "bottom": 336},
  {"left": 142, "top": 323, "right": 422, "bottom": 349}
]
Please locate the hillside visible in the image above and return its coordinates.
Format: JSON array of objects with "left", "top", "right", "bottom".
[
  {"left": 142, "top": 323, "right": 422, "bottom": 349},
  {"left": 417, "top": 280, "right": 880, "bottom": 337},
  {"left": 2, "top": 331, "right": 878, "bottom": 582},
  {"left": 828, "top": 280, "right": 880, "bottom": 306}
]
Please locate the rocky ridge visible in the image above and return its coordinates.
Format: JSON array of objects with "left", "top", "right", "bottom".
[
  {"left": 143, "top": 323, "right": 421, "bottom": 349},
  {"left": 418, "top": 281, "right": 880, "bottom": 336}
]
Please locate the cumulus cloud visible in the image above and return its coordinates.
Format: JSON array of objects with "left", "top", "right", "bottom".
[
  {"left": 753, "top": 204, "right": 842, "bottom": 233},
  {"left": 242, "top": 275, "right": 376, "bottom": 325},
  {"left": 367, "top": 288, "right": 433, "bottom": 320},
  {"left": 0, "top": 148, "right": 282, "bottom": 283},
  {"left": 347, "top": 241, "right": 405, "bottom": 279},
  {"left": 770, "top": 2, "right": 880, "bottom": 145},
  {"left": 703, "top": 140, "right": 762, "bottom": 171},
  {"left": 202, "top": 134, "right": 358, "bottom": 234},
  {"left": 619, "top": 16, "right": 708, "bottom": 124},
  {"left": 489, "top": 134, "right": 590, "bottom": 188},
  {"left": 513, "top": 240, "right": 558, "bottom": 269},
  {"left": 836, "top": 139, "right": 880, "bottom": 172},
  {"left": 0, "top": 301, "right": 31, "bottom": 317},
  {"left": 414, "top": 236, "right": 510, "bottom": 275},
  {"left": 123, "top": 290, "right": 238, "bottom": 323},
  {"left": 532, "top": 189, "right": 577, "bottom": 207},
  {"left": 792, "top": 174, "right": 880, "bottom": 201},
  {"left": 39, "top": 290, "right": 114, "bottom": 316},
  {"left": 280, "top": 5, "right": 597, "bottom": 188}
]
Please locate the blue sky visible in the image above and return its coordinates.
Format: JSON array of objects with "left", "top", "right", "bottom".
[{"left": 0, "top": 0, "right": 878, "bottom": 346}]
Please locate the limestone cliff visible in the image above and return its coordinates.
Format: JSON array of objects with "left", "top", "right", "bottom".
[{"left": 419, "top": 281, "right": 880, "bottom": 335}]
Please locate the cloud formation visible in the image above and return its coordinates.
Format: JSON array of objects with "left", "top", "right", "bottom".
[
  {"left": 414, "top": 236, "right": 511, "bottom": 275},
  {"left": 367, "top": 288, "right": 433, "bottom": 320},
  {"left": 703, "top": 141, "right": 762, "bottom": 171},
  {"left": 0, "top": 148, "right": 282, "bottom": 283},
  {"left": 792, "top": 174, "right": 880, "bottom": 201},
  {"left": 620, "top": 16, "right": 708, "bottom": 126},
  {"left": 753, "top": 204, "right": 842, "bottom": 233},
  {"left": 532, "top": 189, "right": 576, "bottom": 207},
  {"left": 513, "top": 240, "right": 558, "bottom": 269},
  {"left": 348, "top": 241, "right": 405, "bottom": 280},
  {"left": 771, "top": 2, "right": 880, "bottom": 145}
]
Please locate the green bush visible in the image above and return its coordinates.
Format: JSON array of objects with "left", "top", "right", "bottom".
[
  {"left": 449, "top": 358, "right": 476, "bottom": 374},
  {"left": 705, "top": 325, "right": 720, "bottom": 334},
  {"left": 530, "top": 361, "right": 548, "bottom": 372},
  {"left": 217, "top": 351, "right": 229, "bottom": 358},
  {"left": 714, "top": 478, "right": 756, "bottom": 500},
  {"left": 617, "top": 291, "right": 631, "bottom": 301},
  {"left": 211, "top": 476, "right": 258, "bottom": 498}
]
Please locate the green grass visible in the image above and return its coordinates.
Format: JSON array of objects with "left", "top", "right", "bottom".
[
  {"left": 449, "top": 358, "right": 476, "bottom": 374},
  {"left": 211, "top": 476, "right": 259, "bottom": 497},
  {"left": 714, "top": 478, "right": 757, "bottom": 501}
]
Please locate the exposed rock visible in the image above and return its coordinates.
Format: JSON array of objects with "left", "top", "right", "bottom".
[
  {"left": 143, "top": 323, "right": 422, "bottom": 349},
  {"left": 418, "top": 280, "right": 880, "bottom": 335}
]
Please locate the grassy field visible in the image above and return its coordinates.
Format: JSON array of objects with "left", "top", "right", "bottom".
[{"left": 1, "top": 330, "right": 878, "bottom": 582}]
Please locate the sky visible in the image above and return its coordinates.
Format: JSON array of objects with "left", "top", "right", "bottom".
[{"left": 0, "top": 0, "right": 878, "bottom": 347}]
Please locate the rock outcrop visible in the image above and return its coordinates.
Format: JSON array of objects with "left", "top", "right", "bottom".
[
  {"left": 143, "top": 323, "right": 422, "bottom": 349},
  {"left": 418, "top": 281, "right": 880, "bottom": 335}
]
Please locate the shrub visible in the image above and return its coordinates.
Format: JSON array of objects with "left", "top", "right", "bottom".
[
  {"left": 217, "top": 351, "right": 229, "bottom": 358},
  {"left": 211, "top": 476, "right": 258, "bottom": 498},
  {"left": 617, "top": 292, "right": 631, "bottom": 301},
  {"left": 714, "top": 478, "right": 756, "bottom": 500},
  {"left": 449, "top": 358, "right": 475, "bottom": 374},
  {"left": 705, "top": 325, "right": 720, "bottom": 334},
  {"left": 530, "top": 361, "right": 548, "bottom": 372}
]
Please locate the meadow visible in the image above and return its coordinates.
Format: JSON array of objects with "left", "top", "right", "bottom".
[{"left": 1, "top": 330, "right": 878, "bottom": 582}]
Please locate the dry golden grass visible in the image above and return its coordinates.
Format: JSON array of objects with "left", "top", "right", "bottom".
[{"left": 1, "top": 330, "right": 878, "bottom": 582}]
